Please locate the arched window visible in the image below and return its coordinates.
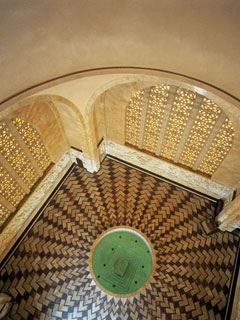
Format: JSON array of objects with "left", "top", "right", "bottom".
[
  {"left": 0, "top": 118, "right": 51, "bottom": 230},
  {"left": 125, "top": 85, "right": 234, "bottom": 177}
]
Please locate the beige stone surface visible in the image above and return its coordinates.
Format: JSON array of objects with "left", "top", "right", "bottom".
[
  {"left": 53, "top": 101, "right": 84, "bottom": 151},
  {"left": 31, "top": 74, "right": 131, "bottom": 116},
  {"left": 217, "top": 194, "right": 240, "bottom": 231},
  {"left": 93, "top": 95, "right": 105, "bottom": 146},
  {"left": 0, "top": 1, "right": 240, "bottom": 101}
]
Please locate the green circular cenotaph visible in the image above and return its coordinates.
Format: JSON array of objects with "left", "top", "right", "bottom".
[{"left": 90, "top": 227, "right": 155, "bottom": 297}]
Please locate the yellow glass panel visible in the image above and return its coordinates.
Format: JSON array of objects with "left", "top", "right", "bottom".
[
  {"left": 125, "top": 85, "right": 235, "bottom": 177},
  {"left": 0, "top": 202, "right": 12, "bottom": 227},
  {"left": 198, "top": 119, "right": 234, "bottom": 175},
  {"left": 13, "top": 118, "right": 51, "bottom": 171},
  {"left": 125, "top": 90, "right": 144, "bottom": 146},
  {"left": 143, "top": 85, "right": 169, "bottom": 153},
  {"left": 179, "top": 98, "right": 221, "bottom": 167},
  {"left": 160, "top": 88, "right": 196, "bottom": 160},
  {"left": 0, "top": 121, "right": 38, "bottom": 187},
  {"left": 0, "top": 165, "right": 25, "bottom": 206}
]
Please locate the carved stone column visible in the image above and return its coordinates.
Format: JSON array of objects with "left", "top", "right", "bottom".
[{"left": 216, "top": 194, "right": 240, "bottom": 232}]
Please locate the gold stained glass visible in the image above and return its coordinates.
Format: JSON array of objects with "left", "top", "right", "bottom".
[
  {"left": 179, "top": 98, "right": 221, "bottom": 167},
  {"left": 0, "top": 121, "right": 38, "bottom": 187},
  {"left": 0, "top": 118, "right": 52, "bottom": 229},
  {"left": 143, "top": 85, "right": 169, "bottom": 153},
  {"left": 125, "top": 90, "right": 144, "bottom": 146},
  {"left": 0, "top": 203, "right": 11, "bottom": 228},
  {"left": 0, "top": 165, "right": 25, "bottom": 206},
  {"left": 13, "top": 118, "right": 51, "bottom": 171},
  {"left": 198, "top": 119, "right": 234, "bottom": 175},
  {"left": 126, "top": 84, "right": 235, "bottom": 177},
  {"left": 160, "top": 88, "right": 196, "bottom": 160}
]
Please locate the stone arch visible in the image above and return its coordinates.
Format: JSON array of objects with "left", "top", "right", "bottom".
[
  {"left": 37, "top": 94, "right": 90, "bottom": 156},
  {"left": 84, "top": 72, "right": 240, "bottom": 144},
  {"left": 83, "top": 74, "right": 240, "bottom": 190},
  {"left": 1, "top": 94, "right": 90, "bottom": 163},
  {"left": 1, "top": 67, "right": 240, "bottom": 110},
  {"left": 0, "top": 96, "right": 67, "bottom": 162}
]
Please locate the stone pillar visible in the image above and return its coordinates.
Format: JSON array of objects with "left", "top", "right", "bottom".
[
  {"left": 70, "top": 147, "right": 100, "bottom": 173},
  {"left": 216, "top": 194, "right": 240, "bottom": 232}
]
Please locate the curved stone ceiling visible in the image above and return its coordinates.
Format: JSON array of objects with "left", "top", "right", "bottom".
[{"left": 0, "top": 1, "right": 240, "bottom": 102}]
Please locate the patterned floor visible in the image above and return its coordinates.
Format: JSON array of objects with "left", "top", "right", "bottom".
[{"left": 0, "top": 157, "right": 239, "bottom": 320}]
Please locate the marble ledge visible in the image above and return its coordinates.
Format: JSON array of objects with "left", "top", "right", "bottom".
[
  {"left": 0, "top": 151, "right": 72, "bottom": 261},
  {"left": 105, "top": 141, "right": 234, "bottom": 202},
  {"left": 70, "top": 148, "right": 99, "bottom": 172}
]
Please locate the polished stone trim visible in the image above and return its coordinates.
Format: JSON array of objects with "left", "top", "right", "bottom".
[{"left": 106, "top": 140, "right": 234, "bottom": 201}]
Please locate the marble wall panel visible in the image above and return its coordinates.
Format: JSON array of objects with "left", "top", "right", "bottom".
[
  {"left": 53, "top": 101, "right": 84, "bottom": 151},
  {"left": 93, "top": 95, "right": 105, "bottom": 145}
]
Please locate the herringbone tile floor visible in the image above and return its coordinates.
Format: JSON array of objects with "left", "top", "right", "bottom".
[{"left": 0, "top": 157, "right": 239, "bottom": 319}]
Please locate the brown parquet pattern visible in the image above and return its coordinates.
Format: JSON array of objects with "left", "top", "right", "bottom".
[{"left": 0, "top": 157, "right": 239, "bottom": 319}]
